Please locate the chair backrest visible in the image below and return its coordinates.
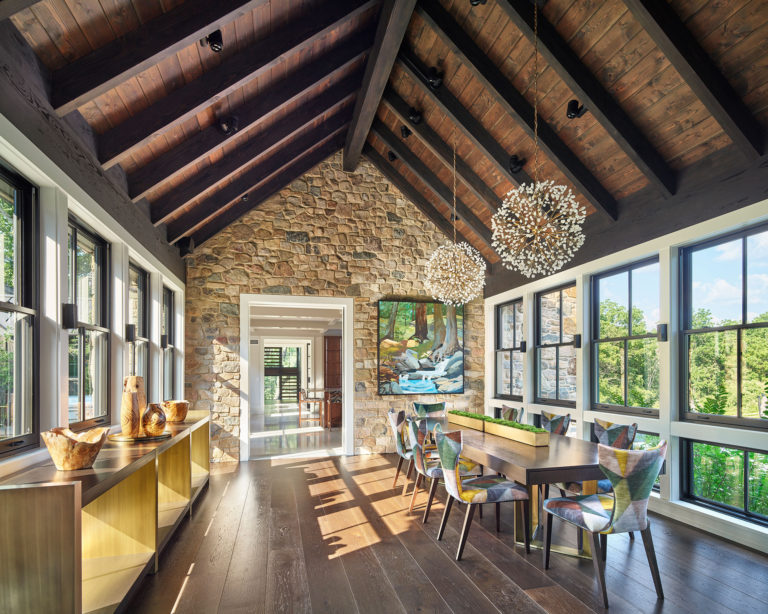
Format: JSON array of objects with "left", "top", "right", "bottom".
[
  {"left": 594, "top": 418, "right": 638, "bottom": 449},
  {"left": 600, "top": 440, "right": 667, "bottom": 534},
  {"left": 407, "top": 419, "right": 430, "bottom": 477},
  {"left": 299, "top": 389, "right": 306, "bottom": 401},
  {"left": 541, "top": 411, "right": 571, "bottom": 435},
  {"left": 434, "top": 424, "right": 464, "bottom": 501},
  {"left": 387, "top": 408, "right": 408, "bottom": 458},
  {"left": 412, "top": 401, "right": 446, "bottom": 417},
  {"left": 502, "top": 405, "right": 524, "bottom": 423}
]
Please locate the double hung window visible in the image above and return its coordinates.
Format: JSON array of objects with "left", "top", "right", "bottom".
[
  {"left": 128, "top": 264, "right": 149, "bottom": 387},
  {"left": 162, "top": 287, "right": 175, "bottom": 400},
  {"left": 495, "top": 299, "right": 524, "bottom": 400},
  {"left": 535, "top": 284, "right": 577, "bottom": 405}
]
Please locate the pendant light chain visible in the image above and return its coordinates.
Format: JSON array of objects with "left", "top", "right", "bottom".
[
  {"left": 533, "top": 0, "right": 539, "bottom": 184},
  {"left": 452, "top": 142, "right": 457, "bottom": 244}
]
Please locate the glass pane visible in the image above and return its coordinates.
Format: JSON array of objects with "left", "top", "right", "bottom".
[
  {"left": 83, "top": 330, "right": 108, "bottom": 420},
  {"left": 538, "top": 347, "right": 557, "bottom": 400},
  {"left": 747, "top": 230, "right": 768, "bottom": 324},
  {"left": 634, "top": 433, "right": 661, "bottom": 488},
  {"left": 632, "top": 262, "right": 660, "bottom": 334},
  {"left": 596, "top": 341, "right": 625, "bottom": 405},
  {"left": 128, "top": 266, "right": 146, "bottom": 337},
  {"left": 283, "top": 347, "right": 299, "bottom": 368},
  {"left": 67, "top": 226, "right": 74, "bottom": 304},
  {"left": 558, "top": 344, "right": 576, "bottom": 401},
  {"left": 562, "top": 286, "right": 577, "bottom": 343},
  {"left": 628, "top": 338, "right": 659, "bottom": 409},
  {"left": 0, "top": 311, "right": 33, "bottom": 441},
  {"left": 0, "top": 176, "right": 19, "bottom": 304},
  {"left": 130, "top": 339, "right": 149, "bottom": 385},
  {"left": 742, "top": 327, "right": 768, "bottom": 419},
  {"left": 748, "top": 451, "right": 768, "bottom": 517},
  {"left": 498, "top": 303, "right": 515, "bottom": 348},
  {"left": 539, "top": 290, "right": 560, "bottom": 344},
  {"left": 690, "top": 239, "right": 742, "bottom": 327},
  {"left": 691, "top": 442, "right": 744, "bottom": 509},
  {"left": 496, "top": 351, "right": 510, "bottom": 397},
  {"left": 514, "top": 301, "right": 523, "bottom": 347},
  {"left": 511, "top": 350, "right": 524, "bottom": 397},
  {"left": 162, "top": 288, "right": 173, "bottom": 340},
  {"left": 597, "top": 271, "right": 628, "bottom": 338},
  {"left": 76, "top": 232, "right": 102, "bottom": 326},
  {"left": 68, "top": 333, "right": 80, "bottom": 423},
  {"left": 163, "top": 347, "right": 174, "bottom": 400},
  {"left": 688, "top": 331, "right": 737, "bottom": 416}
]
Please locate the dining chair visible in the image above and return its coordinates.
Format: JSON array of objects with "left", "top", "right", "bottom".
[
  {"left": 412, "top": 401, "right": 446, "bottom": 417},
  {"left": 434, "top": 424, "right": 531, "bottom": 560},
  {"left": 298, "top": 388, "right": 323, "bottom": 425},
  {"left": 387, "top": 409, "right": 414, "bottom": 495},
  {"left": 541, "top": 411, "right": 571, "bottom": 435},
  {"left": 542, "top": 441, "right": 668, "bottom": 608},
  {"left": 406, "top": 418, "right": 478, "bottom": 521},
  {"left": 501, "top": 405, "right": 524, "bottom": 423}
]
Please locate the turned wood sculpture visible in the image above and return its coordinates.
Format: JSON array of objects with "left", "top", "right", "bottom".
[
  {"left": 142, "top": 403, "right": 167, "bottom": 437},
  {"left": 121, "top": 376, "right": 147, "bottom": 437},
  {"left": 42, "top": 427, "right": 109, "bottom": 470},
  {"left": 161, "top": 399, "right": 189, "bottom": 422}
]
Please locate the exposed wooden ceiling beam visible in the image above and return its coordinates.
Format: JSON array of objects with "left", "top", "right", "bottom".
[
  {"left": 50, "top": 0, "right": 269, "bottom": 116},
  {"left": 418, "top": 0, "right": 618, "bottom": 221},
  {"left": 397, "top": 47, "right": 532, "bottom": 187},
  {"left": 497, "top": 0, "right": 676, "bottom": 198},
  {"left": 0, "top": 0, "right": 40, "bottom": 20},
  {"left": 167, "top": 118, "right": 349, "bottom": 242},
  {"left": 342, "top": 0, "right": 416, "bottom": 171},
  {"left": 151, "top": 73, "right": 358, "bottom": 226},
  {"left": 192, "top": 134, "right": 345, "bottom": 246},
  {"left": 371, "top": 118, "right": 494, "bottom": 252},
  {"left": 363, "top": 143, "right": 488, "bottom": 266},
  {"left": 383, "top": 87, "right": 499, "bottom": 213},
  {"left": 128, "top": 33, "right": 370, "bottom": 201},
  {"left": 623, "top": 0, "right": 764, "bottom": 160},
  {"left": 98, "top": 0, "right": 376, "bottom": 168}
]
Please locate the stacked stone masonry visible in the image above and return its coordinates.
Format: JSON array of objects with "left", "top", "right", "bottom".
[{"left": 184, "top": 152, "right": 485, "bottom": 462}]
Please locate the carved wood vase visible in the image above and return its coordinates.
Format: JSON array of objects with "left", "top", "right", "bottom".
[
  {"left": 121, "top": 376, "right": 147, "bottom": 437},
  {"left": 142, "top": 403, "right": 167, "bottom": 437}
]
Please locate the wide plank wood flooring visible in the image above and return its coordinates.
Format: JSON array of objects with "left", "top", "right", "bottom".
[{"left": 128, "top": 454, "right": 768, "bottom": 614}]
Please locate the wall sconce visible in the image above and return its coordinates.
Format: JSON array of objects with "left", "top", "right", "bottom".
[
  {"left": 657, "top": 324, "right": 668, "bottom": 342},
  {"left": 161, "top": 334, "right": 169, "bottom": 349},
  {"left": 62, "top": 303, "right": 78, "bottom": 329},
  {"left": 125, "top": 324, "right": 136, "bottom": 343},
  {"left": 519, "top": 340, "right": 527, "bottom": 353},
  {"left": 572, "top": 334, "right": 582, "bottom": 349}
]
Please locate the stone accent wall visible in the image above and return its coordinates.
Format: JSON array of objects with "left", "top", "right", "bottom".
[{"left": 184, "top": 152, "right": 485, "bottom": 462}]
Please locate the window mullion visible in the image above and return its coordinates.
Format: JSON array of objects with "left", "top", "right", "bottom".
[
  {"left": 623, "top": 339, "right": 629, "bottom": 407},
  {"left": 744, "top": 449, "right": 750, "bottom": 515}
]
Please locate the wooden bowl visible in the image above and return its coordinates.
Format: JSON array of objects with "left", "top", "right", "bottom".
[
  {"left": 41, "top": 427, "right": 109, "bottom": 471},
  {"left": 161, "top": 399, "right": 189, "bottom": 422}
]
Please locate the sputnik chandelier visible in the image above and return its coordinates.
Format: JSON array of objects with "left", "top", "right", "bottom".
[
  {"left": 491, "top": 1, "right": 586, "bottom": 279},
  {"left": 425, "top": 145, "right": 486, "bottom": 306}
]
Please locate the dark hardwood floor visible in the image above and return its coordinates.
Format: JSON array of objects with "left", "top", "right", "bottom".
[{"left": 128, "top": 454, "right": 768, "bottom": 613}]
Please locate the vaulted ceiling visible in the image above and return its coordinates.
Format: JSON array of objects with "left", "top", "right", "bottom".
[{"left": 5, "top": 0, "right": 768, "bottom": 260}]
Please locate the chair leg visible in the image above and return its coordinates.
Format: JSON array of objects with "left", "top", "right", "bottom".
[
  {"left": 641, "top": 525, "right": 664, "bottom": 600},
  {"left": 392, "top": 456, "right": 404, "bottom": 489},
  {"left": 457, "top": 503, "right": 476, "bottom": 561},
  {"left": 437, "top": 496, "right": 454, "bottom": 541},
  {"left": 543, "top": 511, "right": 553, "bottom": 569},
  {"left": 409, "top": 474, "right": 423, "bottom": 513},
  {"left": 478, "top": 503, "right": 483, "bottom": 519},
  {"left": 521, "top": 498, "right": 531, "bottom": 554},
  {"left": 423, "top": 477, "right": 439, "bottom": 524},
  {"left": 629, "top": 531, "right": 635, "bottom": 541},
  {"left": 589, "top": 532, "right": 609, "bottom": 609},
  {"left": 600, "top": 533, "right": 607, "bottom": 562},
  {"left": 577, "top": 526, "right": 583, "bottom": 552},
  {"left": 495, "top": 502, "right": 501, "bottom": 532},
  {"left": 402, "top": 459, "right": 414, "bottom": 496}
]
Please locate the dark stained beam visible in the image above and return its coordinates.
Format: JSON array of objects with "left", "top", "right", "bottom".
[
  {"left": 370, "top": 118, "right": 494, "bottom": 251},
  {"left": 497, "top": 0, "right": 676, "bottom": 197},
  {"left": 397, "top": 47, "right": 532, "bottom": 187},
  {"left": 417, "top": 0, "right": 617, "bottom": 220},
  {"left": 0, "top": 0, "right": 39, "bottom": 20},
  {"left": 192, "top": 134, "right": 345, "bottom": 246},
  {"left": 624, "top": 0, "right": 764, "bottom": 160},
  {"left": 383, "top": 87, "right": 498, "bottom": 213},
  {"left": 363, "top": 143, "right": 488, "bottom": 267},
  {"left": 150, "top": 76, "right": 358, "bottom": 225},
  {"left": 342, "top": 0, "right": 416, "bottom": 171},
  {"left": 128, "top": 32, "right": 370, "bottom": 201},
  {"left": 98, "top": 0, "right": 376, "bottom": 168},
  {"left": 171, "top": 122, "right": 348, "bottom": 242},
  {"left": 51, "top": 0, "right": 269, "bottom": 116}
]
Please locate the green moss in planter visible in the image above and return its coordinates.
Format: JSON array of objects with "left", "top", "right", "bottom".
[
  {"left": 483, "top": 416, "right": 546, "bottom": 433},
  {"left": 448, "top": 410, "right": 490, "bottom": 420}
]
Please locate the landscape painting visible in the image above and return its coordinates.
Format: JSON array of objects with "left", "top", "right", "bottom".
[{"left": 377, "top": 300, "right": 464, "bottom": 395}]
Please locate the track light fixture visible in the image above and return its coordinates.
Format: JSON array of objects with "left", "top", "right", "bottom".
[
  {"left": 241, "top": 193, "right": 248, "bottom": 201},
  {"left": 470, "top": 0, "right": 487, "bottom": 5},
  {"left": 400, "top": 125, "right": 412, "bottom": 139},
  {"left": 387, "top": 151, "right": 397, "bottom": 162},
  {"left": 407, "top": 107, "right": 422, "bottom": 124},
  {"left": 177, "top": 236, "right": 195, "bottom": 258},
  {"left": 450, "top": 213, "right": 460, "bottom": 222},
  {"left": 509, "top": 154, "right": 526, "bottom": 173},
  {"left": 218, "top": 115, "right": 238, "bottom": 136},
  {"left": 427, "top": 66, "right": 443, "bottom": 89},
  {"left": 566, "top": 99, "right": 587, "bottom": 119},
  {"left": 200, "top": 30, "right": 224, "bottom": 53}
]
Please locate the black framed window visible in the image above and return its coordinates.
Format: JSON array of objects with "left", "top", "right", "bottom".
[
  {"left": 162, "top": 286, "right": 175, "bottom": 400},
  {"left": 0, "top": 165, "right": 38, "bottom": 457},
  {"left": 681, "top": 224, "right": 768, "bottom": 428},
  {"left": 495, "top": 299, "right": 524, "bottom": 400},
  {"left": 67, "top": 220, "right": 110, "bottom": 429},
  {"left": 592, "top": 259, "right": 660, "bottom": 415},
  {"left": 535, "top": 284, "right": 577, "bottom": 405},
  {"left": 684, "top": 439, "right": 767, "bottom": 527},
  {"left": 633, "top": 431, "right": 662, "bottom": 492},
  {"left": 128, "top": 263, "right": 149, "bottom": 388}
]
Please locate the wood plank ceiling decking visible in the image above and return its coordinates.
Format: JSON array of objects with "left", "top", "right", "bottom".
[{"left": 6, "top": 0, "right": 768, "bottom": 257}]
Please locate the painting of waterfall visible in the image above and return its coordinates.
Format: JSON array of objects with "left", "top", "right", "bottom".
[{"left": 377, "top": 300, "right": 464, "bottom": 395}]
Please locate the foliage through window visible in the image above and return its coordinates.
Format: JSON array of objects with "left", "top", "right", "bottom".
[
  {"left": 536, "top": 284, "right": 577, "bottom": 405},
  {"left": 633, "top": 431, "right": 662, "bottom": 491},
  {"left": 495, "top": 299, "right": 523, "bottom": 399},
  {"left": 682, "top": 225, "right": 768, "bottom": 426},
  {"left": 592, "top": 259, "right": 660, "bottom": 413},
  {"left": 128, "top": 264, "right": 149, "bottom": 387},
  {"left": 162, "top": 286, "right": 175, "bottom": 400}
]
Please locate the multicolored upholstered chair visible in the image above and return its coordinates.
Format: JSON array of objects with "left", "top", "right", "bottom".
[
  {"left": 501, "top": 405, "right": 524, "bottom": 423},
  {"left": 542, "top": 441, "right": 668, "bottom": 608},
  {"left": 406, "top": 418, "right": 478, "bottom": 521},
  {"left": 541, "top": 411, "right": 571, "bottom": 435},
  {"left": 387, "top": 409, "right": 413, "bottom": 492},
  {"left": 434, "top": 424, "right": 531, "bottom": 560},
  {"left": 413, "top": 401, "right": 446, "bottom": 417}
]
